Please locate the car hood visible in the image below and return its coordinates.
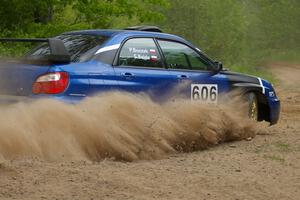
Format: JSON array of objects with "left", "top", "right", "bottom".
[{"left": 220, "top": 70, "right": 261, "bottom": 85}]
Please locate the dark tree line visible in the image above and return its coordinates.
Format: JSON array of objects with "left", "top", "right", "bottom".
[{"left": 0, "top": 0, "right": 299, "bottom": 74}]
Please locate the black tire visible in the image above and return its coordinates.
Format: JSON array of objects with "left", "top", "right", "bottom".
[{"left": 245, "top": 92, "right": 258, "bottom": 121}]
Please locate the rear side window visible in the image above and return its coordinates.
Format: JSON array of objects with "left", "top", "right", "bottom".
[
  {"left": 157, "top": 40, "right": 212, "bottom": 71},
  {"left": 119, "top": 38, "right": 163, "bottom": 68},
  {"left": 27, "top": 34, "right": 108, "bottom": 62}
]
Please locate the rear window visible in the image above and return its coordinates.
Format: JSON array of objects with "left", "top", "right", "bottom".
[{"left": 27, "top": 34, "right": 108, "bottom": 62}]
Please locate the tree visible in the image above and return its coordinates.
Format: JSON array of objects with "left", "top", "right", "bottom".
[
  {"left": 73, "top": 0, "right": 169, "bottom": 28},
  {"left": 0, "top": 0, "right": 169, "bottom": 36},
  {"left": 162, "top": 0, "right": 248, "bottom": 65}
]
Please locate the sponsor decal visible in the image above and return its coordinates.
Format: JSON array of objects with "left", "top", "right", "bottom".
[
  {"left": 269, "top": 91, "right": 275, "bottom": 97},
  {"left": 128, "top": 48, "right": 159, "bottom": 62},
  {"left": 133, "top": 54, "right": 150, "bottom": 60},
  {"left": 149, "top": 49, "right": 156, "bottom": 54},
  {"left": 129, "top": 48, "right": 148, "bottom": 54},
  {"left": 150, "top": 55, "right": 158, "bottom": 61}
]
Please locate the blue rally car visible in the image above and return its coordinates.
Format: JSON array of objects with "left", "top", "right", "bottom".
[{"left": 0, "top": 26, "right": 280, "bottom": 124}]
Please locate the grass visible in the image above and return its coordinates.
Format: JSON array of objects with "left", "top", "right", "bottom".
[
  {"left": 230, "top": 64, "right": 275, "bottom": 83},
  {"left": 228, "top": 49, "right": 300, "bottom": 83},
  {"left": 274, "top": 142, "right": 291, "bottom": 152},
  {"left": 255, "top": 142, "right": 292, "bottom": 163},
  {"left": 263, "top": 155, "right": 285, "bottom": 163},
  {"left": 254, "top": 142, "right": 292, "bottom": 153},
  {"left": 264, "top": 49, "right": 300, "bottom": 64}
]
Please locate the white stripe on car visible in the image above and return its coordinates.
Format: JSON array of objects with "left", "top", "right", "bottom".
[
  {"left": 258, "top": 77, "right": 265, "bottom": 94},
  {"left": 95, "top": 44, "right": 120, "bottom": 54}
]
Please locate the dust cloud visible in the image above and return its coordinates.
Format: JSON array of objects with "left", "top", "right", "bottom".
[{"left": 0, "top": 92, "right": 258, "bottom": 162}]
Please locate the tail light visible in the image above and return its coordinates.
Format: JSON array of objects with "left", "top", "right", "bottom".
[{"left": 32, "top": 72, "right": 69, "bottom": 94}]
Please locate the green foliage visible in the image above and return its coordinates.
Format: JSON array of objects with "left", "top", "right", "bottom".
[
  {"left": 73, "top": 0, "right": 168, "bottom": 28},
  {"left": 0, "top": 0, "right": 169, "bottom": 35},
  {"left": 0, "top": 0, "right": 69, "bottom": 31},
  {"left": 0, "top": 0, "right": 168, "bottom": 55},
  {"left": 161, "top": 0, "right": 249, "bottom": 64},
  {"left": 161, "top": 0, "right": 300, "bottom": 79},
  {"left": 249, "top": 0, "right": 300, "bottom": 50},
  {"left": 0, "top": 0, "right": 298, "bottom": 79}
]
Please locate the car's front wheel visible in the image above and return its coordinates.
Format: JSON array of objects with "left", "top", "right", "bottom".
[{"left": 245, "top": 92, "right": 258, "bottom": 121}]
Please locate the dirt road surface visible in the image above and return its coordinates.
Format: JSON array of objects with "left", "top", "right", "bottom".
[{"left": 0, "top": 63, "right": 299, "bottom": 200}]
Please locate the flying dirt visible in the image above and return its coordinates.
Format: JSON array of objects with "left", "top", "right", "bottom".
[
  {"left": 0, "top": 63, "right": 299, "bottom": 200},
  {"left": 0, "top": 92, "right": 257, "bottom": 162}
]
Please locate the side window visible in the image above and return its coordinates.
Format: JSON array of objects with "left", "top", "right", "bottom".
[
  {"left": 157, "top": 40, "right": 211, "bottom": 71},
  {"left": 119, "top": 38, "right": 163, "bottom": 68}
]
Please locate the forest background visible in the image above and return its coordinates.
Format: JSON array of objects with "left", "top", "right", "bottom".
[{"left": 0, "top": 0, "right": 299, "bottom": 79}]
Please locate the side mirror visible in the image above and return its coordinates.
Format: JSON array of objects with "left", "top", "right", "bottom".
[{"left": 214, "top": 61, "right": 223, "bottom": 72}]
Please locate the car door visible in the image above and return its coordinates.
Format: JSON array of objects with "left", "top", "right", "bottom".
[
  {"left": 156, "top": 39, "right": 229, "bottom": 103},
  {"left": 113, "top": 37, "right": 175, "bottom": 101}
]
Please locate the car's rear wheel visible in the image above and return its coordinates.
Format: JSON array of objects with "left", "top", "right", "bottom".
[{"left": 245, "top": 92, "right": 258, "bottom": 121}]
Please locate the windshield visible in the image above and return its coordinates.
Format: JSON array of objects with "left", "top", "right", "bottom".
[{"left": 26, "top": 34, "right": 108, "bottom": 62}]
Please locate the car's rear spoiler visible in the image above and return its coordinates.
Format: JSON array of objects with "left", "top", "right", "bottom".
[{"left": 0, "top": 38, "right": 71, "bottom": 63}]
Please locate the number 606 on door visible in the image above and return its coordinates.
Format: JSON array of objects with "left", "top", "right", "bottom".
[{"left": 191, "top": 84, "right": 218, "bottom": 103}]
